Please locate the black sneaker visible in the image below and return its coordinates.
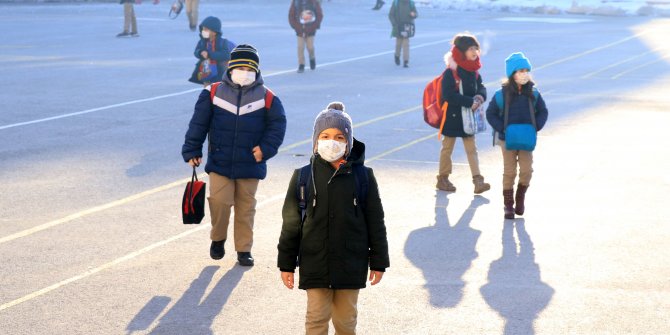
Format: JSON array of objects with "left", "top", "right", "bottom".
[
  {"left": 309, "top": 58, "right": 316, "bottom": 70},
  {"left": 116, "top": 31, "right": 131, "bottom": 38},
  {"left": 394, "top": 55, "right": 400, "bottom": 66},
  {"left": 210, "top": 240, "right": 225, "bottom": 260},
  {"left": 297, "top": 64, "right": 305, "bottom": 73},
  {"left": 130, "top": 32, "right": 139, "bottom": 37},
  {"left": 403, "top": 61, "right": 409, "bottom": 68},
  {"left": 237, "top": 252, "right": 254, "bottom": 266}
]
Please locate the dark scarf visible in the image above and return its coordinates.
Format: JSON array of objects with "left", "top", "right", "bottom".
[{"left": 451, "top": 45, "right": 482, "bottom": 72}]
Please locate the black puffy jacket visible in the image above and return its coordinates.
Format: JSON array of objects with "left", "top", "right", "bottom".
[{"left": 277, "top": 139, "right": 389, "bottom": 290}]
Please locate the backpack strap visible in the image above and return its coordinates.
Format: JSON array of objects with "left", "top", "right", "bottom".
[
  {"left": 296, "top": 164, "right": 312, "bottom": 224},
  {"left": 264, "top": 87, "right": 275, "bottom": 110},
  {"left": 209, "top": 81, "right": 221, "bottom": 102},
  {"left": 352, "top": 165, "right": 369, "bottom": 213}
]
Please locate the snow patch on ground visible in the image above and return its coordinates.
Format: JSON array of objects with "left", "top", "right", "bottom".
[{"left": 416, "top": 0, "right": 670, "bottom": 16}]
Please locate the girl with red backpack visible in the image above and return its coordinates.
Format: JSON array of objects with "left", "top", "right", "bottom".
[{"left": 436, "top": 33, "right": 491, "bottom": 194}]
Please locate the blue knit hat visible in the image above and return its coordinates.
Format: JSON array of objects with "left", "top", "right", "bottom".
[
  {"left": 312, "top": 102, "right": 353, "bottom": 154},
  {"left": 505, "top": 52, "right": 532, "bottom": 78}
]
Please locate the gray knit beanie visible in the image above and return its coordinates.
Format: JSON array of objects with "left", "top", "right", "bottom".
[{"left": 312, "top": 101, "right": 353, "bottom": 154}]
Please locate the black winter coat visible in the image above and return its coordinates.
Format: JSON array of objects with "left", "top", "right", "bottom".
[
  {"left": 277, "top": 140, "right": 389, "bottom": 290},
  {"left": 440, "top": 66, "right": 487, "bottom": 138}
]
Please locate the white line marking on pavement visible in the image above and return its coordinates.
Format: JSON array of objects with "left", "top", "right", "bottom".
[
  {"left": 0, "top": 105, "right": 422, "bottom": 245},
  {"left": 0, "top": 31, "right": 643, "bottom": 244},
  {"left": 581, "top": 48, "right": 661, "bottom": 79},
  {"left": 611, "top": 55, "right": 670, "bottom": 79},
  {"left": 0, "top": 178, "right": 190, "bottom": 245},
  {"left": 0, "top": 193, "right": 286, "bottom": 313},
  {"left": 0, "top": 39, "right": 452, "bottom": 131},
  {"left": 534, "top": 30, "right": 650, "bottom": 71},
  {"left": 0, "top": 132, "right": 444, "bottom": 312}
]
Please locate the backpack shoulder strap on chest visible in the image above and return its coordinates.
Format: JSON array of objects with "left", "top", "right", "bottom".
[
  {"left": 352, "top": 165, "right": 370, "bottom": 211},
  {"left": 264, "top": 86, "right": 275, "bottom": 110},
  {"left": 296, "top": 164, "right": 312, "bottom": 223},
  {"left": 209, "top": 82, "right": 222, "bottom": 102}
]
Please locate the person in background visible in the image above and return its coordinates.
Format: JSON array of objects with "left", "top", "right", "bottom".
[
  {"left": 117, "top": 0, "right": 159, "bottom": 38},
  {"left": 185, "top": 0, "right": 200, "bottom": 31},
  {"left": 289, "top": 0, "right": 324, "bottom": 73},
  {"left": 486, "top": 52, "right": 549, "bottom": 219},
  {"left": 388, "top": 0, "right": 417, "bottom": 67},
  {"left": 182, "top": 45, "right": 287, "bottom": 266},
  {"left": 188, "top": 16, "right": 236, "bottom": 86},
  {"left": 436, "top": 33, "right": 491, "bottom": 194}
]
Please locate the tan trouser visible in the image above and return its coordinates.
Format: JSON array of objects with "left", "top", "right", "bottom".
[
  {"left": 297, "top": 36, "right": 316, "bottom": 65},
  {"left": 500, "top": 141, "right": 534, "bottom": 190},
  {"left": 438, "top": 136, "right": 481, "bottom": 177},
  {"left": 185, "top": 0, "right": 199, "bottom": 28},
  {"left": 306, "top": 289, "right": 360, "bottom": 335},
  {"left": 123, "top": 3, "right": 137, "bottom": 34},
  {"left": 395, "top": 37, "right": 410, "bottom": 62},
  {"left": 207, "top": 172, "right": 259, "bottom": 252}
]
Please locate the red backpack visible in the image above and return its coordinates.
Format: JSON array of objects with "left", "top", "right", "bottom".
[
  {"left": 423, "top": 69, "right": 474, "bottom": 139},
  {"left": 209, "top": 82, "right": 275, "bottom": 109}
]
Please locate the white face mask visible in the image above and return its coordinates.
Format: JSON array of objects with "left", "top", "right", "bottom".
[
  {"left": 230, "top": 69, "right": 256, "bottom": 87},
  {"left": 317, "top": 139, "right": 347, "bottom": 162},
  {"left": 201, "top": 30, "right": 210, "bottom": 39},
  {"left": 514, "top": 72, "right": 530, "bottom": 85}
]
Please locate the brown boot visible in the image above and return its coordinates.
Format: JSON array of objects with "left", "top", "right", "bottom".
[
  {"left": 436, "top": 175, "right": 456, "bottom": 192},
  {"left": 503, "top": 189, "right": 515, "bottom": 219},
  {"left": 515, "top": 184, "right": 529, "bottom": 215},
  {"left": 473, "top": 175, "right": 491, "bottom": 194}
]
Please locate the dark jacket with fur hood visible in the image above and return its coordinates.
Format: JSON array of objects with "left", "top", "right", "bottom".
[
  {"left": 441, "top": 52, "right": 487, "bottom": 138},
  {"left": 277, "top": 139, "right": 390, "bottom": 290}
]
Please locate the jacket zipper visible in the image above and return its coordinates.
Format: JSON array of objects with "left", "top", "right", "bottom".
[{"left": 231, "top": 88, "right": 243, "bottom": 178}]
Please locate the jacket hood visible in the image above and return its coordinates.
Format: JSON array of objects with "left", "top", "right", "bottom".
[
  {"left": 199, "top": 16, "right": 222, "bottom": 35},
  {"left": 346, "top": 138, "right": 366, "bottom": 165},
  {"left": 444, "top": 52, "right": 457, "bottom": 71}
]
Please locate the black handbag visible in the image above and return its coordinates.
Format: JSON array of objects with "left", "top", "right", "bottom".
[{"left": 182, "top": 167, "right": 206, "bottom": 224}]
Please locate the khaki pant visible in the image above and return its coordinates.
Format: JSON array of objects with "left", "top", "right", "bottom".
[
  {"left": 500, "top": 141, "right": 533, "bottom": 190},
  {"left": 207, "top": 172, "right": 259, "bottom": 252},
  {"left": 438, "top": 136, "right": 481, "bottom": 177},
  {"left": 395, "top": 37, "right": 409, "bottom": 62},
  {"left": 123, "top": 3, "right": 137, "bottom": 34},
  {"left": 185, "top": 0, "right": 199, "bottom": 28},
  {"left": 297, "top": 36, "right": 316, "bottom": 65},
  {"left": 306, "top": 289, "right": 360, "bottom": 335}
]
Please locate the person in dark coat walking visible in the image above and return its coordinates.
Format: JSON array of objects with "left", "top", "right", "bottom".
[
  {"left": 277, "top": 102, "right": 389, "bottom": 335},
  {"left": 188, "top": 16, "right": 236, "bottom": 86},
  {"left": 289, "top": 0, "right": 324, "bottom": 73},
  {"left": 388, "top": 0, "right": 417, "bottom": 67},
  {"left": 436, "top": 33, "right": 491, "bottom": 194},
  {"left": 182, "top": 44, "right": 287, "bottom": 266},
  {"left": 486, "top": 52, "right": 548, "bottom": 219}
]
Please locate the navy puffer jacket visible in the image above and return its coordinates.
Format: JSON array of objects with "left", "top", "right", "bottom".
[
  {"left": 486, "top": 84, "right": 549, "bottom": 141},
  {"left": 181, "top": 73, "right": 287, "bottom": 180}
]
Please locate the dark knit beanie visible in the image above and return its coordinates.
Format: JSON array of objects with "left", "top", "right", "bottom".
[
  {"left": 228, "top": 44, "right": 260, "bottom": 73},
  {"left": 453, "top": 33, "right": 480, "bottom": 53},
  {"left": 312, "top": 102, "right": 353, "bottom": 154}
]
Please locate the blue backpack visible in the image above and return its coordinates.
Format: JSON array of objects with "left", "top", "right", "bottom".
[{"left": 492, "top": 87, "right": 540, "bottom": 151}]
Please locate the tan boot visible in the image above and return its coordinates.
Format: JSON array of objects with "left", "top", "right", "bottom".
[
  {"left": 436, "top": 175, "right": 456, "bottom": 192},
  {"left": 473, "top": 175, "right": 491, "bottom": 194}
]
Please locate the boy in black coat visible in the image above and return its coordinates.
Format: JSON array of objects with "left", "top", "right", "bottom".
[{"left": 277, "top": 102, "right": 389, "bottom": 335}]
